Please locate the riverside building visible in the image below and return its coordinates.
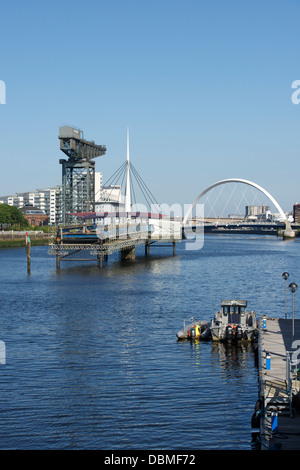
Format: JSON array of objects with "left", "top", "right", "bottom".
[
  {"left": 293, "top": 203, "right": 300, "bottom": 223},
  {"left": 0, "top": 186, "right": 63, "bottom": 225},
  {"left": 0, "top": 172, "right": 123, "bottom": 225}
]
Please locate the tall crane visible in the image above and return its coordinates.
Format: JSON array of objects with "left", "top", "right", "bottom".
[{"left": 59, "top": 126, "right": 106, "bottom": 224}]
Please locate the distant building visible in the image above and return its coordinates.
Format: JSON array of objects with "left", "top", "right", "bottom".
[
  {"left": 96, "top": 184, "right": 125, "bottom": 213},
  {"left": 20, "top": 204, "right": 48, "bottom": 227},
  {"left": 245, "top": 205, "right": 270, "bottom": 219},
  {"left": 0, "top": 186, "right": 62, "bottom": 225},
  {"left": 293, "top": 203, "right": 300, "bottom": 223},
  {"left": 95, "top": 172, "right": 103, "bottom": 203},
  {"left": 0, "top": 172, "right": 126, "bottom": 224}
]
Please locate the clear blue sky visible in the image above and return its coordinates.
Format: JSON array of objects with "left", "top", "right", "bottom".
[{"left": 1, "top": 0, "right": 300, "bottom": 212}]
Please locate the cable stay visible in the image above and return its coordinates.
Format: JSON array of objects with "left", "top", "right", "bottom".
[{"left": 99, "top": 159, "right": 163, "bottom": 214}]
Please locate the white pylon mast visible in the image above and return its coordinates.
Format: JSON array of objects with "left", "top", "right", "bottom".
[{"left": 125, "top": 127, "right": 131, "bottom": 213}]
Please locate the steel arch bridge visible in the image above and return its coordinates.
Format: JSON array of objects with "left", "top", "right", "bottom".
[{"left": 183, "top": 178, "right": 293, "bottom": 234}]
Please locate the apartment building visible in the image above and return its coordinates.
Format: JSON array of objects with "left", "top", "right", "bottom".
[
  {"left": 0, "top": 172, "right": 120, "bottom": 224},
  {"left": 0, "top": 185, "right": 63, "bottom": 225}
]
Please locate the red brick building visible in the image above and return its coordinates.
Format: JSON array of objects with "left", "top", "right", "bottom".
[{"left": 20, "top": 204, "right": 48, "bottom": 227}]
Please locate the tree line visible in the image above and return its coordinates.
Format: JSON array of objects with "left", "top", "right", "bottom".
[{"left": 0, "top": 204, "right": 28, "bottom": 229}]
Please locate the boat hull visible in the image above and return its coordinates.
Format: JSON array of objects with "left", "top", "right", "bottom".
[
  {"left": 211, "top": 325, "right": 258, "bottom": 342},
  {"left": 177, "top": 300, "right": 258, "bottom": 344},
  {"left": 177, "top": 322, "right": 211, "bottom": 341}
]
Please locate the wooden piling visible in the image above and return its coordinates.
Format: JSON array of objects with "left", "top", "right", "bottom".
[
  {"left": 98, "top": 254, "right": 103, "bottom": 269},
  {"left": 55, "top": 245, "right": 61, "bottom": 270},
  {"left": 26, "top": 239, "right": 31, "bottom": 274},
  {"left": 145, "top": 240, "right": 150, "bottom": 256}
]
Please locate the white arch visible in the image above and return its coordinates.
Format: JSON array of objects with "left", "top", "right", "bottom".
[{"left": 183, "top": 178, "right": 288, "bottom": 226}]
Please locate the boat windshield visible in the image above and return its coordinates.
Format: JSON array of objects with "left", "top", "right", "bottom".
[{"left": 223, "top": 305, "right": 245, "bottom": 324}]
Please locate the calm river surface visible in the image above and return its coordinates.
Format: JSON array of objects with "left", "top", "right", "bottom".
[{"left": 0, "top": 234, "right": 299, "bottom": 450}]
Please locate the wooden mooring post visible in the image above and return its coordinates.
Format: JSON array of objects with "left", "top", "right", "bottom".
[
  {"left": 26, "top": 232, "right": 31, "bottom": 274},
  {"left": 56, "top": 251, "right": 61, "bottom": 270}
]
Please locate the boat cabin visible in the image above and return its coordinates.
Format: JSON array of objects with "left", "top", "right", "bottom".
[
  {"left": 211, "top": 299, "right": 257, "bottom": 342},
  {"left": 221, "top": 300, "right": 247, "bottom": 325}
]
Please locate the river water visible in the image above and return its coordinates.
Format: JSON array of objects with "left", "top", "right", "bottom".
[{"left": 0, "top": 234, "right": 299, "bottom": 450}]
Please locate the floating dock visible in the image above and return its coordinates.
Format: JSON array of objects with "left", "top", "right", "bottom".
[{"left": 257, "top": 317, "right": 300, "bottom": 449}]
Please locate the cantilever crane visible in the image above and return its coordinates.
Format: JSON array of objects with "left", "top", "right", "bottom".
[{"left": 59, "top": 126, "right": 106, "bottom": 225}]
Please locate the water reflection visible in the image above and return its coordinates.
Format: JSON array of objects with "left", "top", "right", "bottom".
[{"left": 179, "top": 338, "right": 259, "bottom": 378}]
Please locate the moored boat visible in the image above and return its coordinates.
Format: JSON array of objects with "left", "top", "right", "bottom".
[
  {"left": 210, "top": 300, "right": 258, "bottom": 342},
  {"left": 177, "top": 319, "right": 211, "bottom": 341}
]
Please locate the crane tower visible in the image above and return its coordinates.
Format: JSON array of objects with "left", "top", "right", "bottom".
[{"left": 59, "top": 126, "right": 106, "bottom": 224}]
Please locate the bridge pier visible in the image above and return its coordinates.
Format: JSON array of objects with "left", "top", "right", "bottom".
[
  {"left": 97, "top": 253, "right": 103, "bottom": 269},
  {"left": 282, "top": 220, "right": 295, "bottom": 240},
  {"left": 121, "top": 246, "right": 136, "bottom": 261},
  {"left": 283, "top": 230, "right": 295, "bottom": 240}
]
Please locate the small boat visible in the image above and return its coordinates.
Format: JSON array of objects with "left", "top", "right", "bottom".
[
  {"left": 210, "top": 300, "right": 258, "bottom": 342},
  {"left": 177, "top": 318, "right": 211, "bottom": 341}
]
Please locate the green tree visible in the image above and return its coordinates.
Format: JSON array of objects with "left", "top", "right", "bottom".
[{"left": 0, "top": 204, "right": 28, "bottom": 228}]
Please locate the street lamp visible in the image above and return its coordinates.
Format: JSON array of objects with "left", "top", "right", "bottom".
[
  {"left": 282, "top": 272, "right": 290, "bottom": 320},
  {"left": 289, "top": 282, "right": 298, "bottom": 343}
]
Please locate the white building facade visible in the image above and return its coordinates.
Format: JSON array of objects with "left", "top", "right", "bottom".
[
  {"left": 0, "top": 186, "right": 63, "bottom": 225},
  {"left": 0, "top": 172, "right": 126, "bottom": 224}
]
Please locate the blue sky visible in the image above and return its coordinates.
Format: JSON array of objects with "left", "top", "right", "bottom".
[{"left": 1, "top": 0, "right": 300, "bottom": 212}]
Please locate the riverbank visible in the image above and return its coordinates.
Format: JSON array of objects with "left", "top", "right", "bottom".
[{"left": 0, "top": 232, "right": 55, "bottom": 248}]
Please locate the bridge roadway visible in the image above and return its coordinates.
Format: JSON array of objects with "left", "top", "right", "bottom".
[{"left": 185, "top": 221, "right": 300, "bottom": 237}]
